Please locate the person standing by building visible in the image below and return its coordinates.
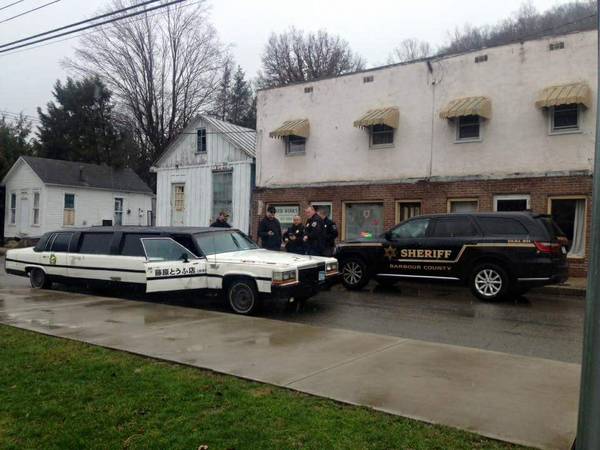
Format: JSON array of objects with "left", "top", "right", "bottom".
[
  {"left": 258, "top": 206, "right": 282, "bottom": 251},
  {"left": 283, "top": 215, "right": 305, "bottom": 254},
  {"left": 210, "top": 211, "right": 231, "bottom": 228},
  {"left": 319, "top": 209, "right": 338, "bottom": 256},
  {"left": 303, "top": 205, "right": 325, "bottom": 256}
]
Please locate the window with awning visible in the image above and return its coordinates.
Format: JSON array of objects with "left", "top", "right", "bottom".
[
  {"left": 439, "top": 97, "right": 491, "bottom": 142},
  {"left": 353, "top": 107, "right": 399, "bottom": 148},
  {"left": 269, "top": 119, "right": 310, "bottom": 155},
  {"left": 535, "top": 83, "right": 591, "bottom": 134}
]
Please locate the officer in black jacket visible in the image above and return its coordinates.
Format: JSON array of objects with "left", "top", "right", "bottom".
[
  {"left": 258, "top": 206, "right": 282, "bottom": 251},
  {"left": 283, "top": 215, "right": 305, "bottom": 254},
  {"left": 303, "top": 205, "right": 325, "bottom": 256},
  {"left": 210, "top": 211, "right": 231, "bottom": 228},
  {"left": 319, "top": 209, "right": 338, "bottom": 257}
]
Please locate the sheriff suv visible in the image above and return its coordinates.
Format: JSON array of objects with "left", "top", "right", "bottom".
[
  {"left": 335, "top": 212, "right": 568, "bottom": 301},
  {"left": 5, "top": 227, "right": 339, "bottom": 315}
]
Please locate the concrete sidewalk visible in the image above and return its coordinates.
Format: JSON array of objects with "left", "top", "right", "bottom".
[{"left": 0, "top": 288, "right": 580, "bottom": 450}]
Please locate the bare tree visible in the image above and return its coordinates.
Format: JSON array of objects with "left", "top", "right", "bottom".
[
  {"left": 258, "top": 28, "right": 365, "bottom": 88},
  {"left": 387, "top": 38, "right": 434, "bottom": 64},
  {"left": 65, "top": 0, "right": 226, "bottom": 170}
]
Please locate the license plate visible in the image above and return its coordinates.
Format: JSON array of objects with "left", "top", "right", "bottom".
[{"left": 319, "top": 271, "right": 326, "bottom": 281}]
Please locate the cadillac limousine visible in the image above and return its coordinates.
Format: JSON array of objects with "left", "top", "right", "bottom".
[{"left": 5, "top": 227, "right": 340, "bottom": 315}]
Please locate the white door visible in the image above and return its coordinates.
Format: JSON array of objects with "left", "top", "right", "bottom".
[
  {"left": 141, "top": 237, "right": 207, "bottom": 293},
  {"left": 18, "top": 195, "right": 29, "bottom": 234},
  {"left": 171, "top": 184, "right": 185, "bottom": 226}
]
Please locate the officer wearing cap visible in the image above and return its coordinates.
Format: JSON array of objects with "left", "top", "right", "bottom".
[
  {"left": 210, "top": 211, "right": 231, "bottom": 228},
  {"left": 258, "top": 205, "right": 282, "bottom": 251},
  {"left": 318, "top": 208, "right": 338, "bottom": 257},
  {"left": 303, "top": 205, "right": 325, "bottom": 256}
]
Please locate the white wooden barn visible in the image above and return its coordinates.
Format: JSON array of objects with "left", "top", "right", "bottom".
[
  {"left": 152, "top": 115, "right": 256, "bottom": 233},
  {"left": 2, "top": 156, "right": 154, "bottom": 239}
]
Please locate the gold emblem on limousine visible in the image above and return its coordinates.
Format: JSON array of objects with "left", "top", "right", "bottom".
[
  {"left": 384, "top": 246, "right": 397, "bottom": 261},
  {"left": 49, "top": 254, "right": 57, "bottom": 265}
]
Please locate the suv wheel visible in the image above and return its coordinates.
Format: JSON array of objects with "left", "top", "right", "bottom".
[
  {"left": 341, "top": 257, "right": 369, "bottom": 290},
  {"left": 470, "top": 263, "right": 509, "bottom": 301},
  {"left": 29, "top": 268, "right": 52, "bottom": 289},
  {"left": 227, "top": 279, "right": 260, "bottom": 315}
]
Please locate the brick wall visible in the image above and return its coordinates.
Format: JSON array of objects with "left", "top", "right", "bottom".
[{"left": 253, "top": 175, "right": 593, "bottom": 277}]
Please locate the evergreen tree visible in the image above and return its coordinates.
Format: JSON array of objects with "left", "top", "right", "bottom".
[
  {"left": 212, "top": 59, "right": 233, "bottom": 121},
  {"left": 228, "top": 66, "right": 254, "bottom": 128},
  {"left": 0, "top": 114, "right": 34, "bottom": 179},
  {"left": 36, "top": 76, "right": 133, "bottom": 167}
]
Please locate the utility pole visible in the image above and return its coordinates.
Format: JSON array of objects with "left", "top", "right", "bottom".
[{"left": 576, "top": 2, "right": 600, "bottom": 448}]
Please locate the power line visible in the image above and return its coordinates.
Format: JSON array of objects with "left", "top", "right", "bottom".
[
  {"left": 0, "top": 0, "right": 200, "bottom": 58},
  {"left": 0, "top": 0, "right": 60, "bottom": 25},
  {"left": 0, "top": 0, "right": 24, "bottom": 13},
  {"left": 0, "top": 0, "right": 162, "bottom": 49},
  {"left": 0, "top": 0, "right": 186, "bottom": 54}
]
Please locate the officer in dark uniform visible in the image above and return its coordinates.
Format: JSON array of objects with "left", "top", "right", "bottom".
[
  {"left": 283, "top": 215, "right": 305, "bottom": 254},
  {"left": 210, "top": 211, "right": 231, "bottom": 228},
  {"left": 258, "top": 206, "right": 282, "bottom": 251},
  {"left": 303, "top": 205, "right": 325, "bottom": 256},
  {"left": 319, "top": 209, "right": 338, "bottom": 257}
]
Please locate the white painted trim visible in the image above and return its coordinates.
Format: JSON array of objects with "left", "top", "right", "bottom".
[{"left": 493, "top": 194, "right": 531, "bottom": 211}]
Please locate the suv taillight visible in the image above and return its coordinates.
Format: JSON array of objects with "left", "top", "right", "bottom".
[{"left": 534, "top": 241, "right": 562, "bottom": 255}]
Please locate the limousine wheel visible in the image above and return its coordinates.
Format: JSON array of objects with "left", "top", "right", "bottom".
[
  {"left": 470, "top": 263, "right": 508, "bottom": 302},
  {"left": 341, "top": 257, "right": 369, "bottom": 290},
  {"left": 29, "top": 268, "right": 52, "bottom": 289},
  {"left": 227, "top": 279, "right": 259, "bottom": 315}
]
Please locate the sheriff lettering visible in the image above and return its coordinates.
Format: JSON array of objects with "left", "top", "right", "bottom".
[{"left": 399, "top": 249, "right": 453, "bottom": 259}]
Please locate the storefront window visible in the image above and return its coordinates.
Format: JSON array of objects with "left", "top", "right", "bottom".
[
  {"left": 550, "top": 198, "right": 586, "bottom": 257},
  {"left": 344, "top": 202, "right": 384, "bottom": 240},
  {"left": 270, "top": 204, "right": 300, "bottom": 234},
  {"left": 396, "top": 201, "right": 421, "bottom": 223},
  {"left": 448, "top": 199, "right": 478, "bottom": 213}
]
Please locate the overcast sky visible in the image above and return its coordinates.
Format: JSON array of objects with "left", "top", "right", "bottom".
[{"left": 0, "top": 0, "right": 565, "bottom": 120}]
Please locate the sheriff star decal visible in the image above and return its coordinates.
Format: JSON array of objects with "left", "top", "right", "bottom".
[{"left": 384, "top": 245, "right": 397, "bottom": 261}]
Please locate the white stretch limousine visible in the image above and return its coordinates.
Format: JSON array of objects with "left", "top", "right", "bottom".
[{"left": 5, "top": 227, "right": 339, "bottom": 314}]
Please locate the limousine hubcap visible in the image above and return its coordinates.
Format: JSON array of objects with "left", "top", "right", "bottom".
[
  {"left": 474, "top": 269, "right": 503, "bottom": 297},
  {"left": 230, "top": 284, "right": 254, "bottom": 313},
  {"left": 343, "top": 262, "right": 363, "bottom": 286}
]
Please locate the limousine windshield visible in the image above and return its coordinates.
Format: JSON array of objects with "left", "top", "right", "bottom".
[{"left": 194, "top": 230, "right": 257, "bottom": 256}]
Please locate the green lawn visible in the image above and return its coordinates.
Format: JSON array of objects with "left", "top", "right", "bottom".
[{"left": 0, "top": 324, "right": 526, "bottom": 450}]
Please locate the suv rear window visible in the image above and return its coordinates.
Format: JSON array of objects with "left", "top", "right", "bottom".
[
  {"left": 79, "top": 233, "right": 113, "bottom": 254},
  {"left": 477, "top": 218, "right": 528, "bottom": 236},
  {"left": 431, "top": 217, "right": 479, "bottom": 238},
  {"left": 538, "top": 216, "right": 566, "bottom": 239}
]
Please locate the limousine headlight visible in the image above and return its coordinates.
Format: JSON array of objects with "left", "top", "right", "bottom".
[
  {"left": 326, "top": 261, "right": 338, "bottom": 273},
  {"left": 273, "top": 269, "right": 296, "bottom": 282}
]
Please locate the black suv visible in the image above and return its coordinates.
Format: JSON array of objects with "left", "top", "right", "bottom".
[{"left": 334, "top": 212, "right": 569, "bottom": 301}]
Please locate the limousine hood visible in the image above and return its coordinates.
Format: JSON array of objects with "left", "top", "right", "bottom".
[{"left": 214, "top": 249, "right": 329, "bottom": 267}]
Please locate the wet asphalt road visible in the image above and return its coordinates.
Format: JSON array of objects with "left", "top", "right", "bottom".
[{"left": 1, "top": 257, "right": 583, "bottom": 364}]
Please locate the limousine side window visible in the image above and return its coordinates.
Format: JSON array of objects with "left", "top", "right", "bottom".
[
  {"left": 50, "top": 232, "right": 73, "bottom": 252},
  {"left": 120, "top": 233, "right": 160, "bottom": 257},
  {"left": 141, "top": 238, "right": 198, "bottom": 262},
  {"left": 79, "top": 233, "right": 114, "bottom": 255}
]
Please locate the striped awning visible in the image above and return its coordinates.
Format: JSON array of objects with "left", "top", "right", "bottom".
[
  {"left": 269, "top": 119, "right": 310, "bottom": 139},
  {"left": 353, "top": 107, "right": 399, "bottom": 129},
  {"left": 439, "top": 96, "right": 491, "bottom": 120},
  {"left": 535, "top": 82, "right": 592, "bottom": 109}
]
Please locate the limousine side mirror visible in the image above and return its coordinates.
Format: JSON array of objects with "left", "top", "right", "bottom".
[{"left": 181, "top": 253, "right": 189, "bottom": 263}]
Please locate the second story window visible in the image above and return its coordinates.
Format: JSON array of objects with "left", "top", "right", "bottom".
[
  {"left": 9, "top": 193, "right": 16, "bottom": 224},
  {"left": 370, "top": 124, "right": 394, "bottom": 147},
  {"left": 551, "top": 104, "right": 579, "bottom": 133},
  {"left": 33, "top": 192, "right": 40, "bottom": 226},
  {"left": 197, "top": 128, "right": 207, "bottom": 153},
  {"left": 457, "top": 115, "right": 481, "bottom": 141},
  {"left": 286, "top": 135, "right": 306, "bottom": 155}
]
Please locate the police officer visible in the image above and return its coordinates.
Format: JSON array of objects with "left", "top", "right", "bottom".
[
  {"left": 319, "top": 209, "right": 338, "bottom": 257},
  {"left": 283, "top": 215, "right": 305, "bottom": 254},
  {"left": 303, "top": 205, "right": 325, "bottom": 256},
  {"left": 258, "top": 206, "right": 282, "bottom": 251},
  {"left": 210, "top": 211, "right": 231, "bottom": 228}
]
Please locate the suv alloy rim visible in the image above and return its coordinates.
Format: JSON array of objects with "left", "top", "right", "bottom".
[
  {"left": 343, "top": 262, "right": 363, "bottom": 286},
  {"left": 474, "top": 269, "right": 502, "bottom": 297},
  {"left": 230, "top": 283, "right": 254, "bottom": 313}
]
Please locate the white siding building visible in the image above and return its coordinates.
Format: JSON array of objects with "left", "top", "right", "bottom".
[
  {"left": 152, "top": 115, "right": 256, "bottom": 233},
  {"left": 2, "top": 156, "right": 154, "bottom": 239},
  {"left": 255, "top": 30, "right": 597, "bottom": 276}
]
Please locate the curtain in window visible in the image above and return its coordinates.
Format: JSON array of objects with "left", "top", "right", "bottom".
[{"left": 569, "top": 200, "right": 585, "bottom": 257}]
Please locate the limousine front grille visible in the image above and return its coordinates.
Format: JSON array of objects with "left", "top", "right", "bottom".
[{"left": 298, "top": 263, "right": 326, "bottom": 285}]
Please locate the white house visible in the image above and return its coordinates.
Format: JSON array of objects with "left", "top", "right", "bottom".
[
  {"left": 152, "top": 115, "right": 256, "bottom": 233},
  {"left": 255, "top": 29, "right": 597, "bottom": 276},
  {"left": 2, "top": 156, "right": 154, "bottom": 239}
]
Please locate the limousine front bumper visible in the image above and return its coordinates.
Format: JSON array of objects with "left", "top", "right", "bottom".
[{"left": 271, "top": 264, "right": 340, "bottom": 300}]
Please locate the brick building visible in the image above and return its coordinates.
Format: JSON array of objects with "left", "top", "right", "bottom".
[{"left": 254, "top": 30, "right": 597, "bottom": 277}]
